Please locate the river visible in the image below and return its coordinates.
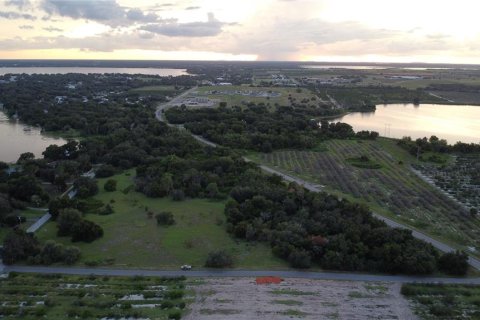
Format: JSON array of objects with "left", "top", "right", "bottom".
[
  {"left": 334, "top": 104, "right": 480, "bottom": 144},
  {"left": 0, "top": 111, "right": 67, "bottom": 163},
  {"left": 0, "top": 67, "right": 189, "bottom": 76}
]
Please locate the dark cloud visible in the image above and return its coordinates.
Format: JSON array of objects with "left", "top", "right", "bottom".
[
  {"left": 41, "top": 0, "right": 125, "bottom": 22},
  {"left": 5, "top": 0, "right": 31, "bottom": 9},
  {"left": 185, "top": 6, "right": 201, "bottom": 10},
  {"left": 0, "top": 11, "right": 36, "bottom": 20},
  {"left": 141, "top": 13, "right": 226, "bottom": 37},
  {"left": 19, "top": 24, "right": 34, "bottom": 29},
  {"left": 43, "top": 26, "right": 63, "bottom": 32},
  {"left": 126, "top": 8, "right": 158, "bottom": 23},
  {"left": 41, "top": 0, "right": 160, "bottom": 26}
]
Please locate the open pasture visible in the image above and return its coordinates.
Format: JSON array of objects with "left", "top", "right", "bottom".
[{"left": 36, "top": 170, "right": 286, "bottom": 269}]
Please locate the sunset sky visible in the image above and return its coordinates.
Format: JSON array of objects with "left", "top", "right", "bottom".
[{"left": 1, "top": 0, "right": 480, "bottom": 62}]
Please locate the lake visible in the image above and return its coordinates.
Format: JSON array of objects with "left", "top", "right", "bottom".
[
  {"left": 0, "top": 67, "right": 189, "bottom": 76},
  {"left": 0, "top": 111, "right": 67, "bottom": 163},
  {"left": 333, "top": 104, "right": 480, "bottom": 144}
]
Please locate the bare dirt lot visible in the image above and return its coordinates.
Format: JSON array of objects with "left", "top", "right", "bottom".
[{"left": 185, "top": 278, "right": 417, "bottom": 320}]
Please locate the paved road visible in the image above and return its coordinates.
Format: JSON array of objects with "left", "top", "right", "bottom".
[
  {"left": 4, "top": 265, "right": 480, "bottom": 284},
  {"left": 155, "top": 86, "right": 198, "bottom": 124},
  {"left": 153, "top": 90, "right": 480, "bottom": 271},
  {"left": 251, "top": 163, "right": 480, "bottom": 270}
]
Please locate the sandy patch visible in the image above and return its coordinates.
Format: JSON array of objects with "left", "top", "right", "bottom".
[{"left": 184, "top": 278, "right": 417, "bottom": 320}]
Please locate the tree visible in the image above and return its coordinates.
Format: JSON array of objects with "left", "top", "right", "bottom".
[
  {"left": 57, "top": 209, "right": 83, "bottom": 237},
  {"left": 49, "top": 197, "right": 78, "bottom": 219},
  {"left": 74, "top": 177, "right": 98, "bottom": 198},
  {"left": 8, "top": 176, "right": 47, "bottom": 202},
  {"left": 206, "top": 182, "right": 219, "bottom": 198},
  {"left": 38, "top": 240, "right": 65, "bottom": 265},
  {"left": 288, "top": 249, "right": 312, "bottom": 269},
  {"left": 0, "top": 193, "right": 13, "bottom": 221},
  {"left": 63, "top": 246, "right": 81, "bottom": 264},
  {"left": 205, "top": 250, "right": 233, "bottom": 268},
  {"left": 71, "top": 220, "right": 104, "bottom": 243},
  {"left": 96, "top": 165, "right": 116, "bottom": 178},
  {"left": 2, "top": 229, "right": 40, "bottom": 265},
  {"left": 438, "top": 251, "right": 469, "bottom": 276},
  {"left": 104, "top": 179, "right": 117, "bottom": 192},
  {"left": 171, "top": 189, "right": 185, "bottom": 201},
  {"left": 470, "top": 208, "right": 478, "bottom": 217},
  {"left": 17, "top": 152, "right": 35, "bottom": 164},
  {"left": 156, "top": 211, "right": 175, "bottom": 226}
]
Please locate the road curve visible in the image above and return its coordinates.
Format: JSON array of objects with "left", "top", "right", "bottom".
[
  {"left": 252, "top": 162, "right": 480, "bottom": 271},
  {"left": 154, "top": 93, "right": 480, "bottom": 271},
  {"left": 4, "top": 265, "right": 480, "bottom": 284}
]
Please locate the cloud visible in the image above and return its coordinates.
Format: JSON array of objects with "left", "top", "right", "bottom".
[
  {"left": 43, "top": 26, "right": 63, "bottom": 32},
  {"left": 41, "top": 0, "right": 124, "bottom": 22},
  {"left": 5, "top": 0, "right": 31, "bottom": 9},
  {"left": 41, "top": 0, "right": 160, "bottom": 26},
  {"left": 19, "top": 24, "right": 34, "bottom": 29},
  {"left": 185, "top": 6, "right": 201, "bottom": 10},
  {"left": 141, "top": 13, "right": 227, "bottom": 37},
  {"left": 0, "top": 11, "right": 36, "bottom": 20},
  {"left": 126, "top": 8, "right": 158, "bottom": 23}
]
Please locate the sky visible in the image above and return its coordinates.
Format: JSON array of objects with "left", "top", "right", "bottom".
[{"left": 1, "top": 0, "right": 480, "bottom": 63}]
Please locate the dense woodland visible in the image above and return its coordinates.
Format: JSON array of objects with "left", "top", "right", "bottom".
[
  {"left": 0, "top": 73, "right": 468, "bottom": 275},
  {"left": 166, "top": 106, "right": 378, "bottom": 152}
]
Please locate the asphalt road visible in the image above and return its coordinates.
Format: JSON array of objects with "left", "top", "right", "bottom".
[
  {"left": 4, "top": 265, "right": 480, "bottom": 284},
  {"left": 154, "top": 93, "right": 480, "bottom": 271},
  {"left": 2, "top": 89, "right": 475, "bottom": 282},
  {"left": 253, "top": 163, "right": 480, "bottom": 271}
]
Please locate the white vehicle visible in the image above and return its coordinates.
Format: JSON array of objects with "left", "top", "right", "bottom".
[{"left": 181, "top": 265, "right": 192, "bottom": 271}]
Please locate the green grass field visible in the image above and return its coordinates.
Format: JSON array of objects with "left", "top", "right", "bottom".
[
  {"left": 130, "top": 85, "right": 180, "bottom": 96},
  {"left": 0, "top": 273, "right": 189, "bottom": 319},
  {"left": 249, "top": 138, "right": 480, "bottom": 255},
  {"left": 36, "top": 170, "right": 286, "bottom": 269},
  {"left": 195, "top": 85, "right": 318, "bottom": 108}
]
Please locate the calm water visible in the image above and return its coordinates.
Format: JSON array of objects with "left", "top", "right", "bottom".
[
  {"left": 0, "top": 111, "right": 67, "bottom": 163},
  {"left": 0, "top": 67, "right": 189, "bottom": 76},
  {"left": 334, "top": 104, "right": 480, "bottom": 144}
]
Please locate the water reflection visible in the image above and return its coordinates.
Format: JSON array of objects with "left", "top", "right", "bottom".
[
  {"left": 0, "top": 111, "right": 67, "bottom": 163},
  {"left": 333, "top": 104, "right": 480, "bottom": 144}
]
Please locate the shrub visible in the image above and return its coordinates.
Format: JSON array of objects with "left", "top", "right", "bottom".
[
  {"left": 155, "top": 211, "right": 175, "bottom": 226},
  {"left": 205, "top": 250, "right": 233, "bottom": 268},
  {"left": 171, "top": 189, "right": 185, "bottom": 201},
  {"left": 168, "top": 310, "right": 182, "bottom": 320},
  {"left": 95, "top": 165, "right": 116, "bottom": 178},
  {"left": 100, "top": 204, "right": 114, "bottom": 215},
  {"left": 288, "top": 249, "right": 311, "bottom": 269},
  {"left": 104, "top": 179, "right": 117, "bottom": 192},
  {"left": 74, "top": 177, "right": 99, "bottom": 199},
  {"left": 438, "top": 251, "right": 469, "bottom": 275},
  {"left": 161, "top": 300, "right": 174, "bottom": 309},
  {"left": 71, "top": 220, "right": 104, "bottom": 243}
]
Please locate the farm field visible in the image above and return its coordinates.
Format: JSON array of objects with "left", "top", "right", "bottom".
[
  {"left": 429, "top": 90, "right": 480, "bottom": 105},
  {"left": 402, "top": 283, "right": 480, "bottom": 319},
  {"left": 0, "top": 273, "right": 189, "bottom": 319},
  {"left": 36, "top": 170, "right": 286, "bottom": 270},
  {"left": 194, "top": 85, "right": 319, "bottom": 108},
  {"left": 186, "top": 278, "right": 415, "bottom": 320},
  {"left": 250, "top": 138, "right": 480, "bottom": 254},
  {"left": 415, "top": 153, "right": 480, "bottom": 211}
]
